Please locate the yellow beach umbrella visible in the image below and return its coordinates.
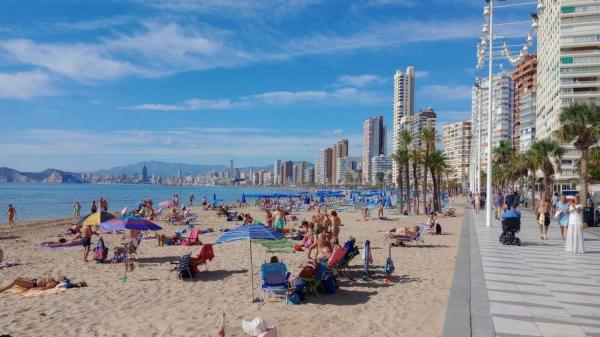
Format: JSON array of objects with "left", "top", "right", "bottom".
[{"left": 78, "top": 211, "right": 116, "bottom": 227}]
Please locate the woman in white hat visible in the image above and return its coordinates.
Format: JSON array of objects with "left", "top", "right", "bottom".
[{"left": 565, "top": 196, "right": 585, "bottom": 254}]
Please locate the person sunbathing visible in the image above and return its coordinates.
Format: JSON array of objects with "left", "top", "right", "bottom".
[
  {"left": 0, "top": 276, "right": 86, "bottom": 293},
  {"left": 67, "top": 223, "right": 81, "bottom": 235}
]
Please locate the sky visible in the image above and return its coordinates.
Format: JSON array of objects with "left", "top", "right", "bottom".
[{"left": 0, "top": 0, "right": 537, "bottom": 172}]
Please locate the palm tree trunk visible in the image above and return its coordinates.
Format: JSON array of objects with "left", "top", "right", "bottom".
[
  {"left": 581, "top": 148, "right": 589, "bottom": 207},
  {"left": 430, "top": 167, "right": 439, "bottom": 212},
  {"left": 398, "top": 169, "right": 404, "bottom": 213},
  {"left": 405, "top": 163, "right": 411, "bottom": 213},
  {"left": 530, "top": 171, "right": 536, "bottom": 212},
  {"left": 412, "top": 162, "right": 420, "bottom": 215},
  {"left": 422, "top": 162, "right": 427, "bottom": 214}
]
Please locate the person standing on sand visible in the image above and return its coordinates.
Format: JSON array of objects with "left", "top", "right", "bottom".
[
  {"left": 274, "top": 207, "right": 286, "bottom": 232},
  {"left": 73, "top": 201, "right": 81, "bottom": 217},
  {"left": 265, "top": 210, "right": 274, "bottom": 227},
  {"left": 80, "top": 223, "right": 98, "bottom": 262},
  {"left": 189, "top": 194, "right": 195, "bottom": 206},
  {"left": 7, "top": 204, "right": 16, "bottom": 227},
  {"left": 330, "top": 211, "right": 341, "bottom": 244},
  {"left": 91, "top": 200, "right": 97, "bottom": 213}
]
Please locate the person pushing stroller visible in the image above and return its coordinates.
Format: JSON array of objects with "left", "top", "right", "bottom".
[{"left": 500, "top": 205, "right": 521, "bottom": 246}]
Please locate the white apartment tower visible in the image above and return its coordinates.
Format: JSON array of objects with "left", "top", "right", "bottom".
[
  {"left": 392, "top": 66, "right": 415, "bottom": 185},
  {"left": 536, "top": 0, "right": 600, "bottom": 184}
]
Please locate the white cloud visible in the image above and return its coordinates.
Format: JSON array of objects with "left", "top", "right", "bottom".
[
  {"left": 336, "top": 74, "right": 383, "bottom": 87},
  {"left": 415, "top": 70, "right": 429, "bottom": 78},
  {"left": 124, "top": 86, "right": 387, "bottom": 111},
  {"left": 0, "top": 70, "right": 54, "bottom": 99},
  {"left": 421, "top": 85, "right": 472, "bottom": 100}
]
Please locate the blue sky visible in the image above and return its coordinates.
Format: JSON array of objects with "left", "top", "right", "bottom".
[{"left": 0, "top": 0, "right": 536, "bottom": 172}]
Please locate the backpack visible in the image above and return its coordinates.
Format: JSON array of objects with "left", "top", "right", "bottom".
[
  {"left": 435, "top": 223, "right": 442, "bottom": 235},
  {"left": 94, "top": 237, "right": 108, "bottom": 262}
]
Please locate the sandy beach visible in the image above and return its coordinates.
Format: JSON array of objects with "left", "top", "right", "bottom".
[{"left": 0, "top": 199, "right": 464, "bottom": 337}]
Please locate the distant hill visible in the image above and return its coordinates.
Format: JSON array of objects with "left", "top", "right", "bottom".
[
  {"left": 92, "top": 161, "right": 274, "bottom": 177},
  {"left": 0, "top": 167, "right": 83, "bottom": 183}
]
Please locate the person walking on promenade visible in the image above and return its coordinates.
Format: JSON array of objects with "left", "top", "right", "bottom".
[
  {"left": 505, "top": 191, "right": 514, "bottom": 212},
  {"left": 555, "top": 195, "right": 569, "bottom": 240},
  {"left": 474, "top": 193, "right": 481, "bottom": 214},
  {"left": 565, "top": 196, "right": 585, "bottom": 254},
  {"left": 494, "top": 191, "right": 504, "bottom": 220},
  {"left": 537, "top": 194, "right": 551, "bottom": 240},
  {"left": 512, "top": 190, "right": 520, "bottom": 209},
  {"left": 7, "top": 204, "right": 16, "bottom": 227}
]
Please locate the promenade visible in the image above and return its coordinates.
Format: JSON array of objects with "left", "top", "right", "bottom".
[{"left": 446, "top": 206, "right": 600, "bottom": 337}]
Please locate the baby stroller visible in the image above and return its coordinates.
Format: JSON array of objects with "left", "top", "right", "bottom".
[{"left": 499, "top": 217, "right": 521, "bottom": 246}]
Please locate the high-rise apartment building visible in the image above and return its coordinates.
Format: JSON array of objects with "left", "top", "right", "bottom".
[
  {"left": 337, "top": 156, "right": 358, "bottom": 186},
  {"left": 371, "top": 155, "right": 393, "bottom": 185},
  {"left": 316, "top": 148, "right": 333, "bottom": 185},
  {"left": 536, "top": 1, "right": 600, "bottom": 184},
  {"left": 392, "top": 66, "right": 415, "bottom": 184},
  {"left": 520, "top": 90, "right": 537, "bottom": 152},
  {"left": 294, "top": 161, "right": 308, "bottom": 186},
  {"left": 283, "top": 161, "right": 294, "bottom": 185},
  {"left": 331, "top": 139, "right": 349, "bottom": 184},
  {"left": 273, "top": 160, "right": 281, "bottom": 185},
  {"left": 512, "top": 54, "right": 537, "bottom": 153},
  {"left": 443, "top": 120, "right": 472, "bottom": 189},
  {"left": 470, "top": 72, "right": 513, "bottom": 173},
  {"left": 362, "top": 116, "right": 387, "bottom": 184}
]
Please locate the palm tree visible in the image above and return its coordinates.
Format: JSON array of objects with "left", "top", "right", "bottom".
[
  {"left": 375, "top": 172, "right": 385, "bottom": 188},
  {"left": 530, "top": 140, "right": 565, "bottom": 202},
  {"left": 555, "top": 103, "right": 600, "bottom": 206},
  {"left": 427, "top": 149, "right": 447, "bottom": 212},
  {"left": 392, "top": 148, "right": 408, "bottom": 213},
  {"left": 408, "top": 148, "right": 423, "bottom": 214},
  {"left": 524, "top": 149, "right": 541, "bottom": 212},
  {"left": 420, "top": 128, "right": 437, "bottom": 214},
  {"left": 400, "top": 129, "right": 413, "bottom": 213},
  {"left": 493, "top": 140, "right": 514, "bottom": 167}
]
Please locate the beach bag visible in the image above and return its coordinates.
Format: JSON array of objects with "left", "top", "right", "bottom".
[
  {"left": 286, "top": 292, "right": 300, "bottom": 305},
  {"left": 299, "top": 265, "right": 316, "bottom": 279},
  {"left": 322, "top": 275, "right": 337, "bottom": 294},
  {"left": 94, "top": 238, "right": 108, "bottom": 262},
  {"left": 538, "top": 213, "right": 544, "bottom": 225},
  {"left": 435, "top": 223, "right": 442, "bottom": 235}
]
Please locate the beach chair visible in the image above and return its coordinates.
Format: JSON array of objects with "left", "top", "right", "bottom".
[
  {"left": 260, "top": 263, "right": 290, "bottom": 301},
  {"left": 170, "top": 253, "right": 193, "bottom": 280},
  {"left": 181, "top": 227, "right": 200, "bottom": 246},
  {"left": 414, "top": 225, "right": 427, "bottom": 246},
  {"left": 301, "top": 260, "right": 328, "bottom": 295},
  {"left": 191, "top": 244, "right": 214, "bottom": 272}
]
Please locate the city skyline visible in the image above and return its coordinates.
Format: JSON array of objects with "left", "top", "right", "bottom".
[{"left": 0, "top": 0, "right": 522, "bottom": 172}]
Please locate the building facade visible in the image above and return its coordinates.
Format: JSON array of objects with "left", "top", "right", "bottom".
[
  {"left": 362, "top": 116, "right": 387, "bottom": 184},
  {"left": 520, "top": 91, "right": 537, "bottom": 152},
  {"left": 443, "top": 119, "right": 472, "bottom": 189},
  {"left": 512, "top": 54, "right": 537, "bottom": 153},
  {"left": 371, "top": 155, "right": 393, "bottom": 185},
  {"left": 316, "top": 148, "right": 333, "bottom": 185},
  {"left": 337, "top": 156, "right": 358, "bottom": 186},
  {"left": 392, "top": 66, "right": 415, "bottom": 184},
  {"left": 536, "top": 0, "right": 600, "bottom": 184},
  {"left": 331, "top": 139, "right": 349, "bottom": 184}
]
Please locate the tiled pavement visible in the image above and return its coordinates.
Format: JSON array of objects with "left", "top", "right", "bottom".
[{"left": 472, "top": 208, "right": 600, "bottom": 337}]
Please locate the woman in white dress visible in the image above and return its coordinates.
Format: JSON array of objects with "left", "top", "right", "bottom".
[{"left": 565, "top": 197, "right": 585, "bottom": 254}]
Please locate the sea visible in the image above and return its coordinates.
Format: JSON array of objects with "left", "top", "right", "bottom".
[{"left": 0, "top": 183, "right": 297, "bottom": 221}]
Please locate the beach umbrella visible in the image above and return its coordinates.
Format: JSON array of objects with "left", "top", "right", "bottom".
[
  {"left": 215, "top": 224, "right": 284, "bottom": 301},
  {"left": 78, "top": 211, "right": 116, "bottom": 227},
  {"left": 241, "top": 193, "right": 246, "bottom": 204},
  {"left": 100, "top": 216, "right": 162, "bottom": 232},
  {"left": 319, "top": 194, "right": 325, "bottom": 204},
  {"left": 158, "top": 200, "right": 175, "bottom": 208}
]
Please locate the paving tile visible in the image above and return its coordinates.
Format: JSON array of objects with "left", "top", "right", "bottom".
[
  {"left": 492, "top": 316, "right": 542, "bottom": 336},
  {"left": 535, "top": 322, "right": 587, "bottom": 337}
]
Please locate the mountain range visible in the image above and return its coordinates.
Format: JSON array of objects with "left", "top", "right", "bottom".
[
  {"left": 0, "top": 167, "right": 83, "bottom": 183},
  {"left": 0, "top": 161, "right": 277, "bottom": 183}
]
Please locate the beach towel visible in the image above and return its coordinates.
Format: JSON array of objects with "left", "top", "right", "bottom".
[
  {"left": 39, "top": 240, "right": 82, "bottom": 249},
  {"left": 257, "top": 239, "right": 296, "bottom": 253}
]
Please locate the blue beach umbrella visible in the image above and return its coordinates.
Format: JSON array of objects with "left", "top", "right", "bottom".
[
  {"left": 319, "top": 194, "right": 325, "bottom": 204},
  {"left": 100, "top": 216, "right": 162, "bottom": 232},
  {"left": 215, "top": 224, "right": 284, "bottom": 301}
]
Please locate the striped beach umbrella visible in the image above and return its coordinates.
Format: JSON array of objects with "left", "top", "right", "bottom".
[
  {"left": 78, "top": 211, "right": 116, "bottom": 226},
  {"left": 215, "top": 224, "right": 284, "bottom": 301}
]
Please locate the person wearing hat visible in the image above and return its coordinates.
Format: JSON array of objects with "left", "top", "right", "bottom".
[{"left": 565, "top": 196, "right": 585, "bottom": 254}]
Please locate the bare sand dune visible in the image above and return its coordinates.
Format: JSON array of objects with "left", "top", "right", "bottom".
[{"left": 0, "top": 200, "right": 464, "bottom": 337}]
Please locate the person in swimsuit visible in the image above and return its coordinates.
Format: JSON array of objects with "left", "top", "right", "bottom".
[
  {"left": 265, "top": 210, "right": 274, "bottom": 227},
  {"left": 7, "top": 204, "right": 16, "bottom": 227},
  {"left": 81, "top": 224, "right": 98, "bottom": 262},
  {"left": 330, "top": 211, "right": 342, "bottom": 244},
  {"left": 0, "top": 276, "right": 86, "bottom": 293},
  {"left": 537, "top": 194, "right": 551, "bottom": 240},
  {"left": 307, "top": 233, "right": 332, "bottom": 262},
  {"left": 274, "top": 207, "right": 286, "bottom": 232}
]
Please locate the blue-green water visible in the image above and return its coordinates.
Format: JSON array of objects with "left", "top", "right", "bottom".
[{"left": 0, "top": 183, "right": 293, "bottom": 221}]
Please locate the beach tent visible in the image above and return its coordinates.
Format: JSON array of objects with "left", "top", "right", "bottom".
[
  {"left": 215, "top": 224, "right": 284, "bottom": 302},
  {"left": 101, "top": 216, "right": 162, "bottom": 232}
]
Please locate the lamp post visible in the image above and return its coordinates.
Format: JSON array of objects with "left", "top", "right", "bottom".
[{"left": 485, "top": 0, "right": 494, "bottom": 227}]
